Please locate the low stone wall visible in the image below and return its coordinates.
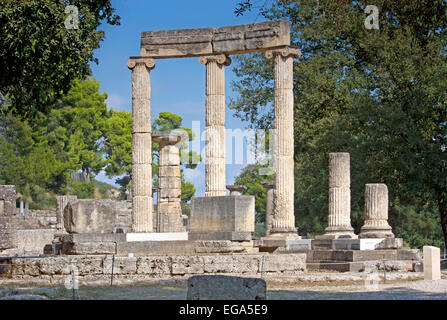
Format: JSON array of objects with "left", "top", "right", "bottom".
[
  {"left": 15, "top": 210, "right": 57, "bottom": 230},
  {"left": 0, "top": 253, "right": 307, "bottom": 283}
]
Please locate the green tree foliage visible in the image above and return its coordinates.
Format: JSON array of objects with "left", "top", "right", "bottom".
[
  {"left": 234, "top": 164, "right": 273, "bottom": 223},
  {"left": 0, "top": 0, "right": 119, "bottom": 118},
  {"left": 232, "top": 0, "right": 447, "bottom": 248}
]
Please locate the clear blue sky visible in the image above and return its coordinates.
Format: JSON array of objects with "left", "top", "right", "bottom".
[{"left": 92, "top": 0, "right": 269, "bottom": 196}]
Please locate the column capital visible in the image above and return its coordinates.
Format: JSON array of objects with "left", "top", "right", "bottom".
[
  {"left": 265, "top": 46, "right": 301, "bottom": 59},
  {"left": 199, "top": 54, "right": 231, "bottom": 66},
  {"left": 261, "top": 180, "right": 274, "bottom": 189},
  {"left": 127, "top": 57, "right": 155, "bottom": 70}
]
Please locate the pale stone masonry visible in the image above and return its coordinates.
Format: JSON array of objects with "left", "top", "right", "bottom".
[
  {"left": 199, "top": 54, "right": 231, "bottom": 197},
  {"left": 359, "top": 184, "right": 394, "bottom": 238},
  {"left": 0, "top": 185, "right": 17, "bottom": 250},
  {"left": 265, "top": 46, "right": 301, "bottom": 239},
  {"left": 261, "top": 181, "right": 274, "bottom": 236},
  {"left": 56, "top": 195, "right": 77, "bottom": 233},
  {"left": 226, "top": 185, "right": 245, "bottom": 196},
  {"left": 423, "top": 246, "right": 441, "bottom": 280},
  {"left": 127, "top": 57, "right": 155, "bottom": 232},
  {"left": 153, "top": 132, "right": 186, "bottom": 232},
  {"left": 323, "top": 153, "right": 356, "bottom": 238}
]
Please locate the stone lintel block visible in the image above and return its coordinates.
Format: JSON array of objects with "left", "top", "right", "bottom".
[
  {"left": 189, "top": 232, "right": 252, "bottom": 241},
  {"left": 190, "top": 196, "right": 255, "bottom": 233},
  {"left": 187, "top": 275, "right": 266, "bottom": 300},
  {"left": 60, "top": 233, "right": 126, "bottom": 243},
  {"left": 141, "top": 20, "right": 290, "bottom": 59}
]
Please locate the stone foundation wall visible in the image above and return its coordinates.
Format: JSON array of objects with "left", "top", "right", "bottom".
[
  {"left": 0, "top": 253, "right": 306, "bottom": 282},
  {"left": 15, "top": 210, "right": 57, "bottom": 230},
  {"left": 16, "top": 230, "right": 57, "bottom": 256}
]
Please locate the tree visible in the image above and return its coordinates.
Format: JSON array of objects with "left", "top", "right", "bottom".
[
  {"left": 102, "top": 111, "right": 200, "bottom": 202},
  {"left": 0, "top": 0, "right": 119, "bottom": 118},
  {"left": 231, "top": 0, "right": 447, "bottom": 247}
]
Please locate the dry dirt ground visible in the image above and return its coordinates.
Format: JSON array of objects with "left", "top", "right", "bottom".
[{"left": 1, "top": 278, "right": 446, "bottom": 300}]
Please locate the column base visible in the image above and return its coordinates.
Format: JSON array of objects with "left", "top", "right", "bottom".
[{"left": 358, "top": 231, "right": 395, "bottom": 239}]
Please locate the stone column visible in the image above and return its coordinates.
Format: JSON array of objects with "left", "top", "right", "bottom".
[
  {"left": 127, "top": 57, "right": 155, "bottom": 232},
  {"left": 359, "top": 184, "right": 394, "bottom": 238},
  {"left": 56, "top": 195, "right": 77, "bottom": 233},
  {"left": 152, "top": 187, "right": 158, "bottom": 232},
  {"left": 265, "top": 46, "right": 301, "bottom": 239},
  {"left": 153, "top": 132, "right": 185, "bottom": 232},
  {"left": 199, "top": 54, "right": 231, "bottom": 197},
  {"left": 261, "top": 181, "right": 274, "bottom": 237},
  {"left": 323, "top": 152, "right": 356, "bottom": 238}
]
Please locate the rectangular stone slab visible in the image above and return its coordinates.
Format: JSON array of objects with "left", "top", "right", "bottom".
[{"left": 140, "top": 20, "right": 290, "bottom": 58}]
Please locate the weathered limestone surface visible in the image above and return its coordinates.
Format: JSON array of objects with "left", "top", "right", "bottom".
[
  {"left": 264, "top": 47, "right": 301, "bottom": 239},
  {"left": 189, "top": 196, "right": 255, "bottom": 239},
  {"left": 199, "top": 54, "right": 230, "bottom": 197},
  {"left": 0, "top": 185, "right": 17, "bottom": 250},
  {"left": 261, "top": 181, "right": 274, "bottom": 236},
  {"left": 153, "top": 132, "right": 186, "bottom": 232},
  {"left": 226, "top": 185, "right": 245, "bottom": 196},
  {"left": 16, "top": 229, "right": 56, "bottom": 256},
  {"left": 423, "top": 246, "right": 441, "bottom": 280},
  {"left": 64, "top": 200, "right": 117, "bottom": 234},
  {"left": 359, "top": 184, "right": 394, "bottom": 238},
  {"left": 187, "top": 275, "right": 266, "bottom": 300},
  {"left": 56, "top": 195, "right": 77, "bottom": 233},
  {"left": 322, "top": 153, "right": 356, "bottom": 238},
  {"left": 128, "top": 57, "right": 155, "bottom": 233},
  {"left": 141, "top": 20, "right": 290, "bottom": 58}
]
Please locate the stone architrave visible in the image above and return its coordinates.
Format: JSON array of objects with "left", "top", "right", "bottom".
[
  {"left": 0, "top": 185, "right": 17, "bottom": 250},
  {"left": 56, "top": 195, "right": 77, "bottom": 233},
  {"left": 261, "top": 181, "right": 274, "bottom": 236},
  {"left": 323, "top": 153, "right": 357, "bottom": 238},
  {"left": 199, "top": 54, "right": 231, "bottom": 197},
  {"left": 127, "top": 57, "right": 156, "bottom": 232},
  {"left": 264, "top": 46, "right": 301, "bottom": 240},
  {"left": 140, "top": 20, "right": 290, "bottom": 58},
  {"left": 359, "top": 184, "right": 394, "bottom": 238},
  {"left": 153, "top": 132, "right": 186, "bottom": 232}
]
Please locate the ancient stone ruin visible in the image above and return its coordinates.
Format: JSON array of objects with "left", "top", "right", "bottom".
[{"left": 0, "top": 20, "right": 435, "bottom": 284}]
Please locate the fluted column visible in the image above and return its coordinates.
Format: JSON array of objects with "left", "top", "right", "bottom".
[
  {"left": 127, "top": 57, "right": 155, "bottom": 232},
  {"left": 359, "top": 184, "right": 394, "bottom": 238},
  {"left": 265, "top": 46, "right": 301, "bottom": 239},
  {"left": 323, "top": 152, "right": 356, "bottom": 238},
  {"left": 199, "top": 54, "right": 231, "bottom": 197},
  {"left": 261, "top": 181, "right": 274, "bottom": 236}
]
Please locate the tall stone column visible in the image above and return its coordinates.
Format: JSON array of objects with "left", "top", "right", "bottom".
[
  {"left": 127, "top": 57, "right": 155, "bottom": 232},
  {"left": 359, "top": 184, "right": 394, "bottom": 238},
  {"left": 323, "top": 152, "right": 356, "bottom": 238},
  {"left": 153, "top": 132, "right": 185, "bottom": 232},
  {"left": 265, "top": 46, "right": 301, "bottom": 239},
  {"left": 199, "top": 54, "right": 231, "bottom": 197},
  {"left": 261, "top": 181, "right": 274, "bottom": 236}
]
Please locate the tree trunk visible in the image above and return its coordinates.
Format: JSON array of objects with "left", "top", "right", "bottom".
[{"left": 437, "top": 188, "right": 447, "bottom": 251}]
